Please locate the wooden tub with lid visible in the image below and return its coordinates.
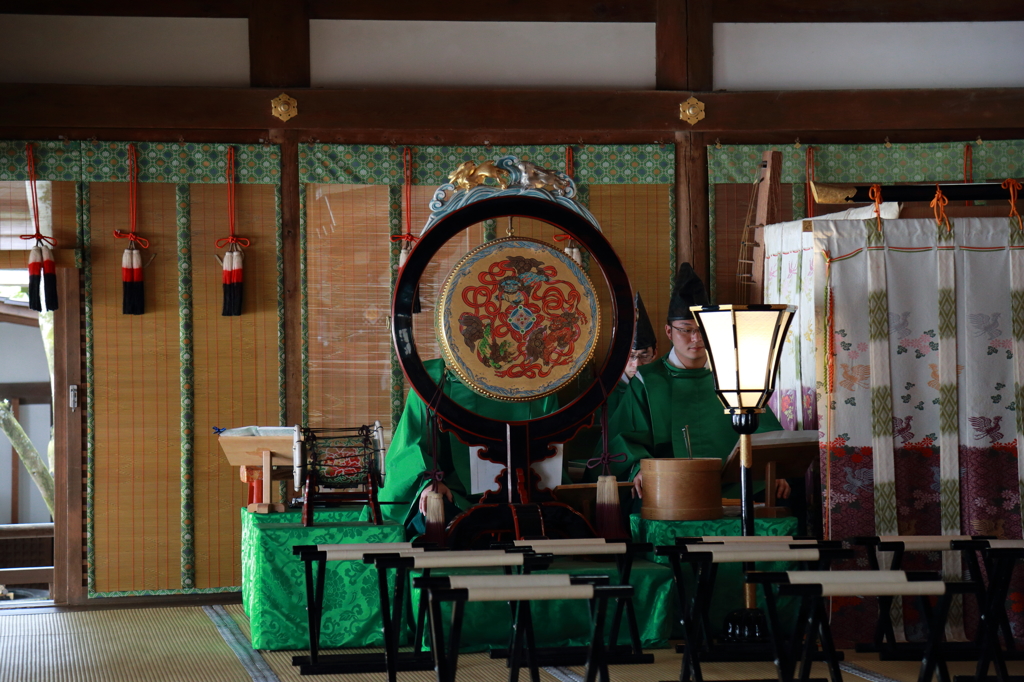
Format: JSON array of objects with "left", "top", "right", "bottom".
[{"left": 640, "top": 458, "right": 723, "bottom": 521}]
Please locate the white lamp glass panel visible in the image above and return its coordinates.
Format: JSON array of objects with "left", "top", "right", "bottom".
[
  {"left": 736, "top": 311, "right": 781, "bottom": 402},
  {"left": 697, "top": 310, "right": 739, "bottom": 394}
]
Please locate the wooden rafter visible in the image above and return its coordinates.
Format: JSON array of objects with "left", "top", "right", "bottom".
[
  {"left": 3, "top": 0, "right": 1022, "bottom": 23},
  {"left": 3, "top": 84, "right": 1024, "bottom": 135}
]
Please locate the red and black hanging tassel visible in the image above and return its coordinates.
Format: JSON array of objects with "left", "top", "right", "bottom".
[
  {"left": 389, "top": 147, "right": 421, "bottom": 312},
  {"left": 217, "top": 146, "right": 248, "bottom": 316},
  {"left": 114, "top": 144, "right": 148, "bottom": 315},
  {"left": 21, "top": 143, "right": 58, "bottom": 312}
]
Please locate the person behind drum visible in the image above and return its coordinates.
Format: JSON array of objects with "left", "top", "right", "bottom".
[
  {"left": 607, "top": 292, "right": 658, "bottom": 416},
  {"left": 592, "top": 263, "right": 798, "bottom": 517},
  {"left": 377, "top": 357, "right": 558, "bottom": 536}
]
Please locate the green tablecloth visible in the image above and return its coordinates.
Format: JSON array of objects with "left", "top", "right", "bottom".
[
  {"left": 630, "top": 514, "right": 800, "bottom": 636},
  {"left": 408, "top": 558, "right": 675, "bottom": 653},
  {"left": 241, "top": 508, "right": 404, "bottom": 650}
]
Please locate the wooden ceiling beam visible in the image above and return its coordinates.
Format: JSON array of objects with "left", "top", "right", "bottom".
[
  {"left": 5, "top": 1, "right": 1022, "bottom": 22},
  {"left": 711, "top": 0, "right": 1024, "bottom": 23},
  {"left": 0, "top": 1, "right": 249, "bottom": 18},
  {"left": 3, "top": 84, "right": 1023, "bottom": 135}
]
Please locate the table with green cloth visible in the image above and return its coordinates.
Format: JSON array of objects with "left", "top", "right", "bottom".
[
  {"left": 241, "top": 508, "right": 404, "bottom": 650},
  {"left": 407, "top": 558, "right": 676, "bottom": 653},
  {"left": 630, "top": 514, "right": 800, "bottom": 637}
]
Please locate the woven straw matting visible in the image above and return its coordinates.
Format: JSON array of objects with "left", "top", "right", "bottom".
[
  {"left": 0, "top": 607, "right": 252, "bottom": 682},
  {"left": 8, "top": 602, "right": 1022, "bottom": 682}
]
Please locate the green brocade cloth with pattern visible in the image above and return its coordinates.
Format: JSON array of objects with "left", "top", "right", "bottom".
[
  {"left": 631, "top": 514, "right": 800, "bottom": 636},
  {"left": 241, "top": 508, "right": 403, "bottom": 650},
  {"left": 409, "top": 558, "right": 675, "bottom": 652}
]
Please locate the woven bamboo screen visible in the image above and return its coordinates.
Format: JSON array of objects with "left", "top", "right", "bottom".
[
  {"left": 90, "top": 183, "right": 181, "bottom": 593},
  {"left": 588, "top": 184, "right": 674, "bottom": 362},
  {"left": 712, "top": 183, "right": 794, "bottom": 305},
  {"left": 306, "top": 184, "right": 395, "bottom": 431},
  {"left": 0, "top": 181, "right": 77, "bottom": 267},
  {"left": 189, "top": 183, "right": 280, "bottom": 589}
]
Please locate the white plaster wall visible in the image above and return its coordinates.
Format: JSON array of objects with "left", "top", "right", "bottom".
[
  {"left": 715, "top": 22, "right": 1024, "bottom": 90},
  {"left": 0, "top": 15, "right": 249, "bottom": 86},
  {"left": 0, "top": 321, "right": 52, "bottom": 524},
  {"left": 310, "top": 20, "right": 657, "bottom": 88}
]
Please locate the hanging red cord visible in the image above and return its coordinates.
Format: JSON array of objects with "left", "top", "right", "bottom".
[
  {"left": 1004, "top": 178, "right": 1023, "bottom": 231},
  {"left": 930, "top": 184, "right": 951, "bottom": 233},
  {"left": 805, "top": 146, "right": 816, "bottom": 218},
  {"left": 20, "top": 143, "right": 58, "bottom": 312},
  {"left": 114, "top": 144, "right": 148, "bottom": 314},
  {"left": 868, "top": 184, "right": 883, "bottom": 229},
  {"left": 390, "top": 147, "right": 419, "bottom": 265},
  {"left": 217, "top": 146, "right": 248, "bottom": 316}
]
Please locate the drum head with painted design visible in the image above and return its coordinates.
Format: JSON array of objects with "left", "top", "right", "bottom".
[{"left": 436, "top": 237, "right": 600, "bottom": 401}]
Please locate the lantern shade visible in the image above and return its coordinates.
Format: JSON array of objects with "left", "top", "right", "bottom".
[{"left": 690, "top": 304, "right": 796, "bottom": 412}]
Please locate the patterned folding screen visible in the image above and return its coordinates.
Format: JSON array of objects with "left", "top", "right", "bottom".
[
  {"left": 298, "top": 144, "right": 675, "bottom": 439},
  {"left": 0, "top": 140, "right": 283, "bottom": 596}
]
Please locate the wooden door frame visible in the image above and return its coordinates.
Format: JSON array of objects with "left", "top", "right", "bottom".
[{"left": 52, "top": 267, "right": 85, "bottom": 605}]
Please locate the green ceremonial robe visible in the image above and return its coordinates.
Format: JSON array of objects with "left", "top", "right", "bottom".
[
  {"left": 587, "top": 355, "right": 782, "bottom": 497},
  {"left": 378, "top": 358, "right": 559, "bottom": 531}
]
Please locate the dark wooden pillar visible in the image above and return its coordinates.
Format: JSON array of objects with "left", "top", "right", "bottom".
[
  {"left": 53, "top": 267, "right": 86, "bottom": 604},
  {"left": 249, "top": 0, "right": 311, "bottom": 88},
  {"left": 660, "top": 0, "right": 713, "bottom": 284},
  {"left": 269, "top": 129, "right": 303, "bottom": 427}
]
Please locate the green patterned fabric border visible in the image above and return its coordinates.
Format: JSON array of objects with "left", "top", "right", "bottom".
[
  {"left": 299, "top": 183, "right": 309, "bottom": 426},
  {"left": 0, "top": 140, "right": 282, "bottom": 184},
  {"left": 574, "top": 145, "right": 673, "bottom": 184},
  {"left": 0, "top": 140, "right": 81, "bottom": 181},
  {"left": 974, "top": 140, "right": 1024, "bottom": 181},
  {"left": 79, "top": 181, "right": 96, "bottom": 594},
  {"left": 297, "top": 144, "right": 674, "bottom": 186},
  {"left": 275, "top": 185, "right": 286, "bottom": 426},
  {"left": 82, "top": 142, "right": 281, "bottom": 184},
  {"left": 388, "top": 184, "right": 405, "bottom": 430},
  {"left": 708, "top": 145, "right": 806, "bottom": 184},
  {"left": 708, "top": 141, "right": 1024, "bottom": 187},
  {"left": 176, "top": 184, "right": 196, "bottom": 589}
]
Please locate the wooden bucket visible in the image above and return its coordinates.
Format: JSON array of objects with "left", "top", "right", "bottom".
[{"left": 640, "top": 458, "right": 723, "bottom": 521}]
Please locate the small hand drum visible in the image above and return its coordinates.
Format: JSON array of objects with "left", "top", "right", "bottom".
[{"left": 294, "top": 422, "right": 386, "bottom": 526}]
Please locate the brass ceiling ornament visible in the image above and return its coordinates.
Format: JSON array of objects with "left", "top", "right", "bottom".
[
  {"left": 679, "top": 96, "right": 706, "bottom": 125},
  {"left": 271, "top": 93, "right": 298, "bottom": 122}
]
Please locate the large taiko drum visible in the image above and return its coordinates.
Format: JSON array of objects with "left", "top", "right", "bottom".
[{"left": 640, "top": 458, "right": 723, "bottom": 521}]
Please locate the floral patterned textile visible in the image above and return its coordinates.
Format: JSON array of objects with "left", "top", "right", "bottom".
[{"left": 814, "top": 217, "right": 1024, "bottom": 646}]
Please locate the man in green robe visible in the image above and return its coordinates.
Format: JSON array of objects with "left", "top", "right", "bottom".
[
  {"left": 591, "top": 264, "right": 790, "bottom": 504},
  {"left": 605, "top": 292, "right": 658, "bottom": 417},
  {"left": 378, "top": 358, "right": 558, "bottom": 535}
]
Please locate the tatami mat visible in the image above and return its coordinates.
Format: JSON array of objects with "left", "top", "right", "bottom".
[
  {"left": 0, "top": 606, "right": 252, "bottom": 682},
  {"left": 6, "top": 602, "right": 1024, "bottom": 682}
]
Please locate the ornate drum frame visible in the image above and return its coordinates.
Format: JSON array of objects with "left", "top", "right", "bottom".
[{"left": 393, "top": 194, "right": 634, "bottom": 449}]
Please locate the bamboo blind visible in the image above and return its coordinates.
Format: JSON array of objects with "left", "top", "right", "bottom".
[
  {"left": 712, "top": 183, "right": 794, "bottom": 305},
  {"left": 0, "top": 181, "right": 77, "bottom": 268},
  {"left": 190, "top": 183, "right": 280, "bottom": 589},
  {"left": 306, "top": 184, "right": 395, "bottom": 430},
  {"left": 588, "top": 184, "right": 673, "bottom": 362},
  {"left": 91, "top": 183, "right": 181, "bottom": 593}
]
